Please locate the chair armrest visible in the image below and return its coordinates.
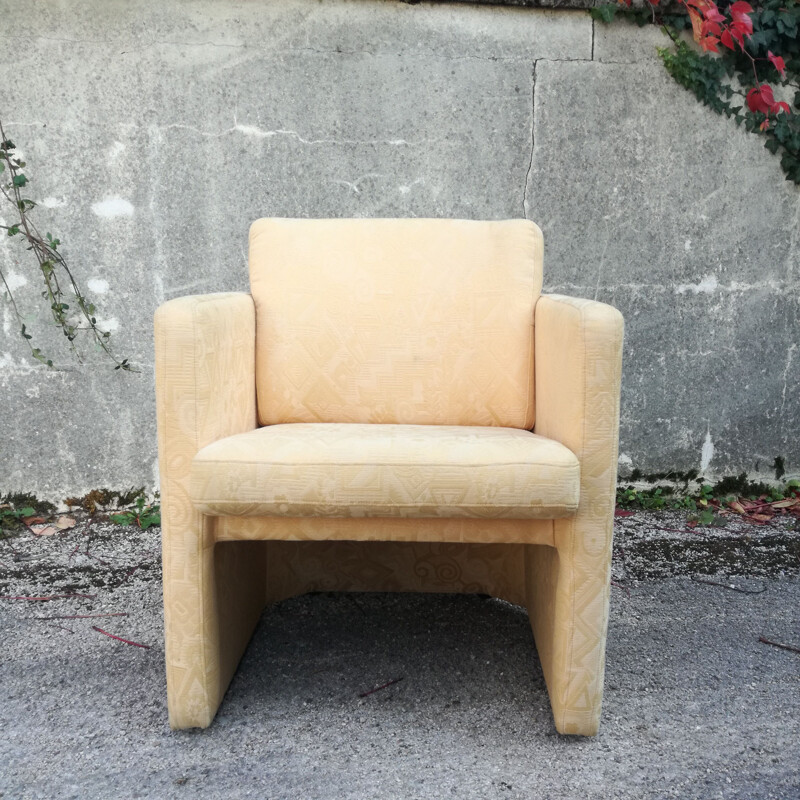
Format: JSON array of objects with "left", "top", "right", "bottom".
[
  {"left": 155, "top": 293, "right": 257, "bottom": 505},
  {"left": 528, "top": 293, "right": 623, "bottom": 735},
  {"left": 154, "top": 292, "right": 258, "bottom": 728},
  {"left": 533, "top": 294, "right": 624, "bottom": 516}
]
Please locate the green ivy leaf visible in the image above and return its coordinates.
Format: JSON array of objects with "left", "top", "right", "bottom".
[
  {"left": 12, "top": 174, "right": 27, "bottom": 187},
  {"left": 698, "top": 509, "right": 715, "bottom": 525},
  {"left": 590, "top": 4, "right": 618, "bottom": 23},
  {"left": 139, "top": 511, "right": 161, "bottom": 530}
]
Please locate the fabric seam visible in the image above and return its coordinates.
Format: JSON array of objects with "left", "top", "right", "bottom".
[
  {"left": 193, "top": 459, "right": 579, "bottom": 469},
  {"left": 194, "top": 500, "right": 578, "bottom": 510},
  {"left": 191, "top": 299, "right": 211, "bottom": 714}
]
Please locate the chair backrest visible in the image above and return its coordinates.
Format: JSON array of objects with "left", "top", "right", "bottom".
[{"left": 249, "top": 218, "right": 543, "bottom": 428}]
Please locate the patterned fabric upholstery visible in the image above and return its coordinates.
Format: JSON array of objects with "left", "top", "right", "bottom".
[
  {"left": 249, "top": 218, "right": 542, "bottom": 428},
  {"left": 190, "top": 423, "right": 579, "bottom": 520}
]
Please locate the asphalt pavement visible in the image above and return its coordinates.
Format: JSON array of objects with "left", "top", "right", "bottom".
[{"left": 1, "top": 512, "right": 798, "bottom": 800}]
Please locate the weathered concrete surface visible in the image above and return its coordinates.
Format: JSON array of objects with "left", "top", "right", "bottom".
[
  {"left": 529, "top": 48, "right": 800, "bottom": 479},
  {"left": 0, "top": 511, "right": 799, "bottom": 798},
  {"left": 0, "top": 0, "right": 797, "bottom": 500}
]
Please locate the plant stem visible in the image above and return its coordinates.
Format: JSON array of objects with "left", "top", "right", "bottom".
[{"left": 0, "top": 120, "right": 134, "bottom": 370}]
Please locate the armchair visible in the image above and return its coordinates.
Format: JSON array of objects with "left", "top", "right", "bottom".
[{"left": 155, "top": 218, "right": 623, "bottom": 735}]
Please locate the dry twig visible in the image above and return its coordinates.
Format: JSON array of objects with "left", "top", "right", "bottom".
[
  {"left": 691, "top": 577, "right": 767, "bottom": 595},
  {"left": 359, "top": 677, "right": 404, "bottom": 698},
  {"left": 33, "top": 612, "right": 128, "bottom": 621},
  {"left": 91, "top": 625, "right": 151, "bottom": 649},
  {"left": 0, "top": 593, "right": 96, "bottom": 601},
  {"left": 758, "top": 636, "right": 800, "bottom": 655}
]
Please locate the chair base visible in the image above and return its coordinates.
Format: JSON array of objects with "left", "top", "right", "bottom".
[{"left": 164, "top": 538, "right": 609, "bottom": 736}]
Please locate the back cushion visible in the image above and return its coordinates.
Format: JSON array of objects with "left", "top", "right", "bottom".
[{"left": 249, "top": 218, "right": 543, "bottom": 428}]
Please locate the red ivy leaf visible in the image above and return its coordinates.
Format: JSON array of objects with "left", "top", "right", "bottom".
[
  {"left": 768, "top": 50, "right": 787, "bottom": 79},
  {"left": 720, "top": 28, "right": 735, "bottom": 49},
  {"left": 703, "top": 3, "right": 726, "bottom": 23},
  {"left": 747, "top": 85, "right": 772, "bottom": 113},
  {"left": 758, "top": 84, "right": 776, "bottom": 106},
  {"left": 746, "top": 84, "right": 788, "bottom": 117},
  {"left": 688, "top": 7, "right": 704, "bottom": 42},
  {"left": 731, "top": 13, "right": 753, "bottom": 37},
  {"left": 700, "top": 35, "right": 720, "bottom": 52}
]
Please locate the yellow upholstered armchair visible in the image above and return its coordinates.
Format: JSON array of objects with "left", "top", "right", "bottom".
[{"left": 154, "top": 218, "right": 623, "bottom": 736}]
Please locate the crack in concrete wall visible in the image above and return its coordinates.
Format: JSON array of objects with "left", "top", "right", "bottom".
[
  {"left": 523, "top": 61, "right": 537, "bottom": 219},
  {"left": 780, "top": 344, "right": 797, "bottom": 420}
]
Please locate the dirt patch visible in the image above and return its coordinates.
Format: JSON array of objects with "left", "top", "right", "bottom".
[
  {"left": 0, "top": 513, "right": 161, "bottom": 599},
  {"left": 612, "top": 510, "right": 799, "bottom": 583}
]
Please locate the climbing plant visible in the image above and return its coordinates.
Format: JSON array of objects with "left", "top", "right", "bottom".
[
  {"left": 591, "top": 0, "right": 800, "bottom": 184},
  {"left": 0, "top": 120, "right": 131, "bottom": 369}
]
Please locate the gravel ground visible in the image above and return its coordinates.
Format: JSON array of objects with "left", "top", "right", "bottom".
[{"left": 1, "top": 512, "right": 798, "bottom": 800}]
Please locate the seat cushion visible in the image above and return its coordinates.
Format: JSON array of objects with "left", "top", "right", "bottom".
[
  {"left": 190, "top": 423, "right": 579, "bottom": 520},
  {"left": 249, "top": 218, "right": 543, "bottom": 428}
]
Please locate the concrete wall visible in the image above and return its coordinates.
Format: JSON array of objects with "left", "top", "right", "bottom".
[{"left": 0, "top": 0, "right": 797, "bottom": 501}]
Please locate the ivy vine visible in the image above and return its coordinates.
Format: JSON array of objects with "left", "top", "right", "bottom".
[
  {"left": 0, "top": 120, "right": 132, "bottom": 370},
  {"left": 592, "top": 0, "right": 800, "bottom": 184}
]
